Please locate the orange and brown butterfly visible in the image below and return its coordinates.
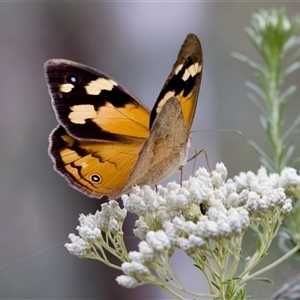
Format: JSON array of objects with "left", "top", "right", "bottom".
[{"left": 44, "top": 33, "right": 203, "bottom": 199}]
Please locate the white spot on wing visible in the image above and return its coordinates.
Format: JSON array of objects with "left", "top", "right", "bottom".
[
  {"left": 156, "top": 91, "right": 175, "bottom": 114},
  {"left": 182, "top": 62, "right": 202, "bottom": 81},
  {"left": 174, "top": 63, "right": 183, "bottom": 74},
  {"left": 69, "top": 104, "right": 97, "bottom": 124},
  {"left": 85, "top": 78, "right": 117, "bottom": 95},
  {"left": 60, "top": 83, "right": 74, "bottom": 93}
]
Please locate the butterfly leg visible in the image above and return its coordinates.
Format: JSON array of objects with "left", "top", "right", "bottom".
[{"left": 187, "top": 148, "right": 211, "bottom": 173}]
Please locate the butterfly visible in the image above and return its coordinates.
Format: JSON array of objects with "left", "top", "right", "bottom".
[{"left": 45, "top": 33, "right": 203, "bottom": 199}]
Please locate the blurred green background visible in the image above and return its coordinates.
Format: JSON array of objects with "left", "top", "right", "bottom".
[{"left": 0, "top": 2, "right": 299, "bottom": 299}]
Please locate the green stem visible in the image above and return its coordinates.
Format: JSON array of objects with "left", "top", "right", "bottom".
[{"left": 239, "top": 242, "right": 300, "bottom": 286}]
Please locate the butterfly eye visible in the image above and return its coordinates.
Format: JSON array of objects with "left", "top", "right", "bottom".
[
  {"left": 90, "top": 174, "right": 102, "bottom": 183},
  {"left": 67, "top": 75, "right": 78, "bottom": 84}
]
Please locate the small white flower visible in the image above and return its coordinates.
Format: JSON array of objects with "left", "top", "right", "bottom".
[
  {"left": 227, "top": 209, "right": 243, "bottom": 234},
  {"left": 109, "top": 200, "right": 127, "bottom": 221},
  {"left": 244, "top": 191, "right": 259, "bottom": 213},
  {"left": 122, "top": 261, "right": 151, "bottom": 277},
  {"left": 207, "top": 205, "right": 227, "bottom": 222},
  {"left": 183, "top": 220, "right": 198, "bottom": 236},
  {"left": 227, "top": 192, "right": 239, "bottom": 207},
  {"left": 217, "top": 219, "right": 232, "bottom": 237},
  {"left": 201, "top": 220, "right": 219, "bottom": 239},
  {"left": 76, "top": 225, "right": 102, "bottom": 242},
  {"left": 108, "top": 218, "right": 120, "bottom": 234},
  {"left": 237, "top": 208, "right": 250, "bottom": 229},
  {"left": 211, "top": 172, "right": 224, "bottom": 188},
  {"left": 142, "top": 186, "right": 160, "bottom": 211},
  {"left": 189, "top": 234, "right": 205, "bottom": 248},
  {"left": 176, "top": 189, "right": 190, "bottom": 210},
  {"left": 216, "top": 162, "right": 228, "bottom": 180},
  {"left": 146, "top": 231, "right": 171, "bottom": 252},
  {"left": 138, "top": 241, "right": 155, "bottom": 262},
  {"left": 281, "top": 199, "right": 292, "bottom": 215},
  {"left": 101, "top": 202, "right": 113, "bottom": 218},
  {"left": 95, "top": 210, "right": 109, "bottom": 232},
  {"left": 172, "top": 216, "right": 185, "bottom": 235},
  {"left": 129, "top": 251, "right": 144, "bottom": 263},
  {"left": 177, "top": 237, "right": 192, "bottom": 253},
  {"left": 116, "top": 275, "right": 138, "bottom": 288},
  {"left": 280, "top": 168, "right": 300, "bottom": 188},
  {"left": 226, "top": 183, "right": 237, "bottom": 194},
  {"left": 238, "top": 190, "right": 249, "bottom": 206},
  {"left": 65, "top": 234, "right": 91, "bottom": 258},
  {"left": 257, "top": 199, "right": 268, "bottom": 212},
  {"left": 195, "top": 167, "right": 210, "bottom": 180},
  {"left": 78, "top": 213, "right": 96, "bottom": 228},
  {"left": 163, "top": 221, "right": 178, "bottom": 244},
  {"left": 123, "top": 193, "right": 147, "bottom": 216},
  {"left": 133, "top": 219, "right": 150, "bottom": 240}
]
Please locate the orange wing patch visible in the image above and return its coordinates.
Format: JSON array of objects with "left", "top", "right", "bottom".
[
  {"left": 93, "top": 102, "right": 150, "bottom": 138},
  {"left": 51, "top": 127, "right": 144, "bottom": 198}
]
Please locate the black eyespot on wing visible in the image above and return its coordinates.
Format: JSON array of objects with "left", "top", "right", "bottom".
[
  {"left": 90, "top": 174, "right": 101, "bottom": 183},
  {"left": 67, "top": 75, "right": 78, "bottom": 84}
]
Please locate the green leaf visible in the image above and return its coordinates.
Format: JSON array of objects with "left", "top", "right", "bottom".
[
  {"left": 282, "top": 35, "right": 300, "bottom": 57},
  {"left": 282, "top": 145, "right": 295, "bottom": 166},
  {"left": 278, "top": 85, "right": 297, "bottom": 106},
  {"left": 282, "top": 115, "right": 300, "bottom": 144},
  {"left": 232, "top": 52, "right": 267, "bottom": 76},
  {"left": 247, "top": 93, "right": 268, "bottom": 117},
  {"left": 245, "top": 27, "right": 262, "bottom": 54},
  {"left": 245, "top": 81, "right": 266, "bottom": 100},
  {"left": 282, "top": 61, "right": 300, "bottom": 78},
  {"left": 259, "top": 115, "right": 268, "bottom": 131}
]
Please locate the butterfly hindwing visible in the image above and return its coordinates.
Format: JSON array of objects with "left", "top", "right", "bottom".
[
  {"left": 45, "top": 59, "right": 150, "bottom": 143},
  {"left": 49, "top": 126, "right": 143, "bottom": 198}
]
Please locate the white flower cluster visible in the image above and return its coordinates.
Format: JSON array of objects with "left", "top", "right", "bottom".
[
  {"left": 228, "top": 166, "right": 295, "bottom": 215},
  {"left": 122, "top": 163, "right": 250, "bottom": 243},
  {"left": 65, "top": 200, "right": 127, "bottom": 260},
  {"left": 65, "top": 163, "right": 295, "bottom": 290}
]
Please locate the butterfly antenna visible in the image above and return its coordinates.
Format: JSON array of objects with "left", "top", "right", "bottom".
[{"left": 191, "top": 128, "right": 243, "bottom": 136}]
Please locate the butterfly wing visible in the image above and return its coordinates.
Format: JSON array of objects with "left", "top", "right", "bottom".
[
  {"left": 44, "top": 59, "right": 150, "bottom": 143},
  {"left": 150, "top": 33, "right": 203, "bottom": 132},
  {"left": 122, "top": 34, "right": 203, "bottom": 192},
  {"left": 45, "top": 60, "right": 150, "bottom": 198},
  {"left": 49, "top": 126, "right": 143, "bottom": 199}
]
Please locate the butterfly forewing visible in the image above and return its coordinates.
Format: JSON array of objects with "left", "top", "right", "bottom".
[
  {"left": 150, "top": 33, "right": 203, "bottom": 132},
  {"left": 45, "top": 59, "right": 150, "bottom": 143},
  {"left": 123, "top": 34, "right": 203, "bottom": 193}
]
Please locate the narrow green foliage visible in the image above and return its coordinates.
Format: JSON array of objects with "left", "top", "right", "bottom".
[{"left": 233, "top": 8, "right": 300, "bottom": 173}]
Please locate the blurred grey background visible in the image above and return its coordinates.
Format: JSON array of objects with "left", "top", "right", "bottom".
[{"left": 0, "top": 2, "right": 299, "bottom": 299}]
